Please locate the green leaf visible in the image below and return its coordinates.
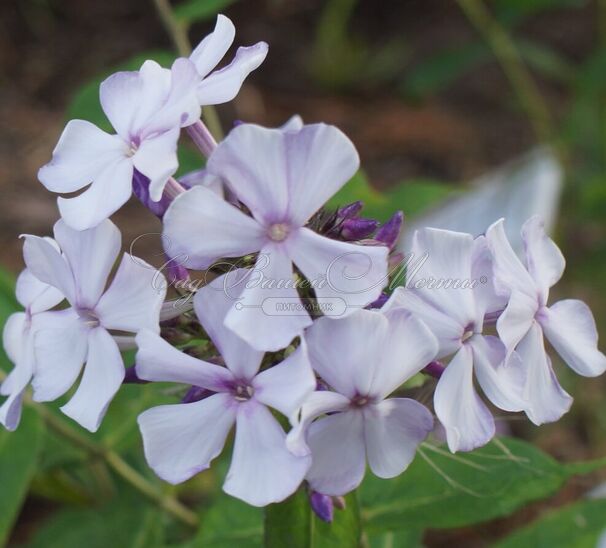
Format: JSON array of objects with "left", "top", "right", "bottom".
[
  {"left": 174, "top": 0, "right": 240, "bottom": 24},
  {"left": 495, "top": 498, "right": 606, "bottom": 548},
  {"left": 0, "top": 407, "right": 45, "bottom": 545},
  {"left": 367, "top": 529, "right": 424, "bottom": 548},
  {"left": 265, "top": 489, "right": 311, "bottom": 548},
  {"left": 314, "top": 492, "right": 362, "bottom": 548},
  {"left": 360, "top": 437, "right": 602, "bottom": 532},
  {"left": 493, "top": 0, "right": 588, "bottom": 27}
]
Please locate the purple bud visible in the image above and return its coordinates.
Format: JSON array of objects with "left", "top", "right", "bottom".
[
  {"left": 165, "top": 255, "right": 189, "bottom": 283},
  {"left": 423, "top": 361, "right": 445, "bottom": 379},
  {"left": 310, "top": 491, "right": 334, "bottom": 523},
  {"left": 181, "top": 386, "right": 211, "bottom": 404},
  {"left": 368, "top": 292, "right": 389, "bottom": 309},
  {"left": 338, "top": 201, "right": 364, "bottom": 220},
  {"left": 341, "top": 218, "right": 380, "bottom": 241},
  {"left": 132, "top": 170, "right": 172, "bottom": 218},
  {"left": 375, "top": 211, "right": 404, "bottom": 249},
  {"left": 123, "top": 366, "right": 148, "bottom": 384}
]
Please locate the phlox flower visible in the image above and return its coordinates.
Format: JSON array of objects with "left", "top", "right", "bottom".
[
  {"left": 486, "top": 216, "right": 606, "bottom": 424},
  {"left": 163, "top": 122, "right": 389, "bottom": 351},
  {"left": 286, "top": 308, "right": 438, "bottom": 496},
  {"left": 21, "top": 219, "right": 166, "bottom": 431},
  {"left": 384, "top": 228, "right": 527, "bottom": 453},
  {"left": 0, "top": 261, "right": 63, "bottom": 430},
  {"left": 136, "top": 278, "right": 315, "bottom": 506}
]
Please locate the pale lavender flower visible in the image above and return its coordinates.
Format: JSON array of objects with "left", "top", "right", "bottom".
[
  {"left": 38, "top": 58, "right": 200, "bottom": 230},
  {"left": 487, "top": 216, "right": 606, "bottom": 425},
  {"left": 163, "top": 122, "right": 389, "bottom": 351},
  {"left": 20, "top": 219, "right": 166, "bottom": 431},
  {"left": 286, "top": 309, "right": 438, "bottom": 496},
  {"left": 136, "top": 280, "right": 315, "bottom": 506},
  {"left": 384, "top": 228, "right": 527, "bottom": 453},
  {"left": 0, "top": 262, "right": 64, "bottom": 430}
]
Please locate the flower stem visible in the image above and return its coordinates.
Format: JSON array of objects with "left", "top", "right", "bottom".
[
  {"left": 187, "top": 120, "right": 218, "bottom": 157},
  {"left": 151, "top": 0, "right": 225, "bottom": 140}
]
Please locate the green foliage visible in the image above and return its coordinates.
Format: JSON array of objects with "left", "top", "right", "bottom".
[
  {"left": 495, "top": 498, "right": 606, "bottom": 548},
  {"left": 492, "top": 0, "right": 588, "bottom": 27},
  {"left": 173, "top": 0, "right": 240, "bottom": 24}
]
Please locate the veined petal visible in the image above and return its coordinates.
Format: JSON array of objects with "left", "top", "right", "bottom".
[
  {"left": 370, "top": 308, "right": 439, "bottom": 399},
  {"left": 521, "top": 215, "right": 565, "bottom": 303},
  {"left": 305, "top": 410, "right": 366, "bottom": 496},
  {"left": 223, "top": 401, "right": 311, "bottom": 506},
  {"left": 32, "top": 311, "right": 88, "bottom": 402},
  {"left": 284, "top": 124, "right": 359, "bottom": 225},
  {"left": 289, "top": 228, "right": 388, "bottom": 314},
  {"left": 53, "top": 219, "right": 121, "bottom": 309},
  {"left": 99, "top": 70, "right": 145, "bottom": 140},
  {"left": 540, "top": 299, "right": 606, "bottom": 377},
  {"left": 21, "top": 235, "right": 76, "bottom": 306},
  {"left": 470, "top": 335, "right": 526, "bottom": 412},
  {"left": 132, "top": 127, "right": 180, "bottom": 202},
  {"left": 286, "top": 390, "right": 351, "bottom": 457},
  {"left": 253, "top": 340, "right": 315, "bottom": 419},
  {"left": 57, "top": 158, "right": 134, "bottom": 231},
  {"left": 38, "top": 120, "right": 127, "bottom": 193},
  {"left": 135, "top": 329, "right": 232, "bottom": 392},
  {"left": 194, "top": 274, "right": 263, "bottom": 379},
  {"left": 517, "top": 322, "right": 572, "bottom": 425},
  {"left": 434, "top": 345, "right": 495, "bottom": 453},
  {"left": 162, "top": 186, "right": 266, "bottom": 270},
  {"left": 61, "top": 327, "right": 124, "bottom": 432},
  {"left": 496, "top": 289, "right": 538, "bottom": 352},
  {"left": 138, "top": 393, "right": 236, "bottom": 484},
  {"left": 196, "top": 42, "right": 268, "bottom": 105},
  {"left": 306, "top": 310, "right": 388, "bottom": 398},
  {"left": 95, "top": 254, "right": 166, "bottom": 333},
  {"left": 364, "top": 398, "right": 433, "bottom": 478},
  {"left": 15, "top": 267, "right": 64, "bottom": 313},
  {"left": 223, "top": 245, "right": 312, "bottom": 352},
  {"left": 190, "top": 14, "right": 235, "bottom": 78}
]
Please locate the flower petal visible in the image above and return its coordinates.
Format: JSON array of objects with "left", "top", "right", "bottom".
[
  {"left": 194, "top": 273, "right": 263, "bottom": 379},
  {"left": 138, "top": 393, "right": 236, "bottom": 484},
  {"left": 496, "top": 289, "right": 538, "bottom": 352},
  {"left": 364, "top": 398, "right": 433, "bottom": 478},
  {"left": 434, "top": 345, "right": 495, "bottom": 452},
  {"left": 370, "top": 308, "right": 439, "bottom": 399},
  {"left": 223, "top": 246, "right": 313, "bottom": 352},
  {"left": 32, "top": 311, "right": 88, "bottom": 402},
  {"left": 253, "top": 339, "right": 315, "bottom": 419},
  {"left": 135, "top": 329, "right": 232, "bottom": 391},
  {"left": 197, "top": 42, "right": 268, "bottom": 105},
  {"left": 53, "top": 219, "right": 121, "bottom": 309},
  {"left": 470, "top": 335, "right": 526, "bottom": 412},
  {"left": 15, "top": 266, "right": 64, "bottom": 313},
  {"left": 305, "top": 410, "right": 366, "bottom": 496},
  {"left": 541, "top": 299, "right": 606, "bottom": 377},
  {"left": 38, "top": 120, "right": 127, "bottom": 193},
  {"left": 517, "top": 322, "right": 572, "bottom": 425},
  {"left": 2, "top": 312, "right": 27, "bottom": 369},
  {"left": 57, "top": 158, "right": 134, "bottom": 231},
  {"left": 471, "top": 235, "right": 508, "bottom": 321},
  {"left": 132, "top": 127, "right": 180, "bottom": 202},
  {"left": 306, "top": 310, "right": 388, "bottom": 398},
  {"left": 95, "top": 254, "right": 166, "bottom": 333},
  {"left": 521, "top": 215, "right": 565, "bottom": 303},
  {"left": 223, "top": 401, "right": 311, "bottom": 506},
  {"left": 21, "top": 235, "right": 76, "bottom": 307},
  {"left": 99, "top": 70, "right": 145, "bottom": 139},
  {"left": 284, "top": 124, "right": 359, "bottom": 225},
  {"left": 190, "top": 14, "right": 235, "bottom": 78},
  {"left": 162, "top": 186, "right": 266, "bottom": 270},
  {"left": 289, "top": 228, "right": 388, "bottom": 314},
  {"left": 61, "top": 327, "right": 124, "bottom": 432}
]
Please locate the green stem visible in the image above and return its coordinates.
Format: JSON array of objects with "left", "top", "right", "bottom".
[
  {"left": 151, "top": 0, "right": 225, "bottom": 140},
  {"left": 457, "top": 0, "right": 555, "bottom": 146}
]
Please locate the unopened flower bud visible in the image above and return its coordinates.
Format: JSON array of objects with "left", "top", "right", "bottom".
[
  {"left": 309, "top": 491, "right": 334, "bottom": 523},
  {"left": 341, "top": 218, "right": 379, "bottom": 241},
  {"left": 375, "top": 211, "right": 403, "bottom": 249}
]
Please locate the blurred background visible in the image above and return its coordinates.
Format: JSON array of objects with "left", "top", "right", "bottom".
[{"left": 1, "top": 0, "right": 605, "bottom": 546}]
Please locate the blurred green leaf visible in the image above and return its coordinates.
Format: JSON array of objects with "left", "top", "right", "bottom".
[
  {"left": 264, "top": 489, "right": 311, "bottom": 548},
  {"left": 0, "top": 408, "right": 45, "bottom": 546},
  {"left": 174, "top": 0, "right": 240, "bottom": 24},
  {"left": 517, "top": 38, "right": 577, "bottom": 84},
  {"left": 492, "top": 0, "right": 588, "bottom": 27},
  {"left": 314, "top": 492, "right": 361, "bottom": 548},
  {"left": 367, "top": 529, "right": 424, "bottom": 548},
  {"left": 495, "top": 498, "right": 606, "bottom": 548},
  {"left": 360, "top": 437, "right": 604, "bottom": 532}
]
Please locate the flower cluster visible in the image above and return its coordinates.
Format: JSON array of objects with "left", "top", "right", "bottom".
[{"left": 2, "top": 15, "right": 605, "bottom": 514}]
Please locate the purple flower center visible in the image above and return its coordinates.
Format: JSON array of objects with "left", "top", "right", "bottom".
[
  {"left": 267, "top": 223, "right": 290, "bottom": 242},
  {"left": 233, "top": 382, "right": 254, "bottom": 402},
  {"left": 350, "top": 394, "right": 372, "bottom": 408},
  {"left": 78, "top": 308, "right": 100, "bottom": 328}
]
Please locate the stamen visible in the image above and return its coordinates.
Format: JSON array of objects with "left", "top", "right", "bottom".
[
  {"left": 267, "top": 223, "right": 290, "bottom": 242},
  {"left": 234, "top": 383, "right": 254, "bottom": 402}
]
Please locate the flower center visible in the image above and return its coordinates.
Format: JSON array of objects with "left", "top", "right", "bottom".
[
  {"left": 233, "top": 382, "right": 254, "bottom": 402},
  {"left": 78, "top": 308, "right": 100, "bottom": 328},
  {"left": 267, "top": 223, "right": 290, "bottom": 242},
  {"left": 351, "top": 394, "right": 371, "bottom": 408},
  {"left": 462, "top": 330, "right": 474, "bottom": 342}
]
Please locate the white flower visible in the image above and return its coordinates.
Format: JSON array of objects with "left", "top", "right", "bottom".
[
  {"left": 487, "top": 216, "right": 606, "bottom": 425},
  {"left": 21, "top": 219, "right": 166, "bottom": 431}
]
